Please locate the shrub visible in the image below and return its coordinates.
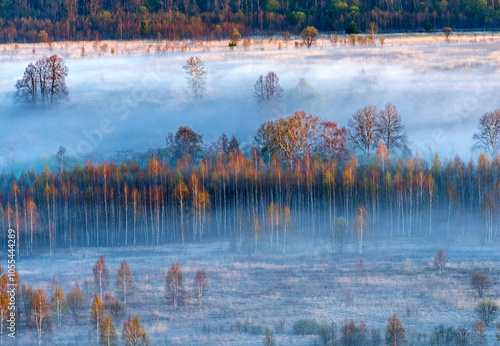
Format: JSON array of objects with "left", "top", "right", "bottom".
[
  {"left": 475, "top": 299, "right": 499, "bottom": 326},
  {"left": 292, "top": 319, "right": 321, "bottom": 335},
  {"left": 424, "top": 22, "right": 433, "bottom": 32},
  {"left": 443, "top": 27, "right": 452, "bottom": 39},
  {"left": 345, "top": 21, "right": 361, "bottom": 34}
]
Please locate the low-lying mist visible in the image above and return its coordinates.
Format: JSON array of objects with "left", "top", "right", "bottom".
[{"left": 1, "top": 38, "right": 499, "bottom": 171}]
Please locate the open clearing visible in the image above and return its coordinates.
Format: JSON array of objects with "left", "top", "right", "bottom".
[{"left": 12, "top": 240, "right": 500, "bottom": 345}]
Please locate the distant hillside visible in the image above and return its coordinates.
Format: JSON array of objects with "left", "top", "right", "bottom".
[{"left": 0, "top": 0, "right": 498, "bottom": 43}]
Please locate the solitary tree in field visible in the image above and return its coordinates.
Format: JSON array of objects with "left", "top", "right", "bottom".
[
  {"left": 433, "top": 249, "right": 448, "bottom": 275},
  {"left": 91, "top": 293, "right": 106, "bottom": 340},
  {"left": 94, "top": 256, "right": 110, "bottom": 299},
  {"left": 300, "top": 26, "right": 318, "bottom": 47},
  {"left": 348, "top": 106, "right": 378, "bottom": 156},
  {"left": 122, "top": 315, "right": 148, "bottom": 346},
  {"left": 116, "top": 261, "right": 133, "bottom": 305},
  {"left": 183, "top": 56, "right": 206, "bottom": 99},
  {"left": 194, "top": 269, "right": 208, "bottom": 308},
  {"left": 100, "top": 315, "right": 118, "bottom": 346},
  {"left": 443, "top": 27, "right": 453, "bottom": 39},
  {"left": 230, "top": 28, "right": 241, "bottom": 46},
  {"left": 51, "top": 285, "right": 67, "bottom": 326},
  {"left": 15, "top": 55, "right": 68, "bottom": 104},
  {"left": 29, "top": 289, "right": 51, "bottom": 346},
  {"left": 472, "top": 110, "right": 500, "bottom": 157},
  {"left": 470, "top": 273, "right": 491, "bottom": 298},
  {"left": 475, "top": 299, "right": 499, "bottom": 326},
  {"left": 166, "top": 263, "right": 185, "bottom": 310},
  {"left": 254, "top": 71, "right": 284, "bottom": 103},
  {"left": 67, "top": 284, "right": 86, "bottom": 322},
  {"left": 385, "top": 314, "right": 405, "bottom": 345}
]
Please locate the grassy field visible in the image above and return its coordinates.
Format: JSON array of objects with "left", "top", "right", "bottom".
[{"left": 10, "top": 239, "right": 500, "bottom": 345}]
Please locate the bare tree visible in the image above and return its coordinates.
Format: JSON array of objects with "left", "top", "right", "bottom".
[
  {"left": 94, "top": 256, "right": 110, "bottom": 299},
  {"left": 348, "top": 106, "right": 378, "bottom": 156},
  {"left": 67, "top": 284, "right": 86, "bottom": 322},
  {"left": 194, "top": 269, "right": 208, "bottom": 308},
  {"left": 116, "top": 261, "right": 133, "bottom": 305},
  {"left": 166, "top": 262, "right": 185, "bottom": 310},
  {"left": 472, "top": 110, "right": 500, "bottom": 157},
  {"left": 254, "top": 72, "right": 284, "bottom": 102},
  {"left": 470, "top": 273, "right": 491, "bottom": 298},
  {"left": 375, "top": 103, "right": 407, "bottom": 152},
  {"left": 183, "top": 56, "right": 206, "bottom": 99},
  {"left": 15, "top": 55, "right": 68, "bottom": 104},
  {"left": 433, "top": 248, "right": 448, "bottom": 275}
]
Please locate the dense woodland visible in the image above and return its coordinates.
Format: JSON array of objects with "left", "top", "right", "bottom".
[
  {"left": 1, "top": 107, "right": 500, "bottom": 256},
  {"left": 0, "top": 0, "right": 498, "bottom": 43}
]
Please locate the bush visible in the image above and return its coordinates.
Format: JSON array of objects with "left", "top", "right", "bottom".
[
  {"left": 345, "top": 21, "right": 361, "bottom": 34},
  {"left": 475, "top": 299, "right": 499, "bottom": 326},
  {"left": 443, "top": 27, "right": 452, "bottom": 39},
  {"left": 292, "top": 319, "right": 321, "bottom": 335},
  {"left": 424, "top": 22, "right": 433, "bottom": 32}
]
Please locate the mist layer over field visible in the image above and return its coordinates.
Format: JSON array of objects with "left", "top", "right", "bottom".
[{"left": 1, "top": 35, "right": 499, "bottom": 168}]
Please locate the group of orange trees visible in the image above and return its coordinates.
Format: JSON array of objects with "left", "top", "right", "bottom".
[
  {"left": 0, "top": 0, "right": 496, "bottom": 43},
  {"left": 1, "top": 107, "right": 500, "bottom": 253}
]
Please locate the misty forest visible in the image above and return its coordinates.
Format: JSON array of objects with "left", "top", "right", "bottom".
[{"left": 1, "top": 26, "right": 500, "bottom": 346}]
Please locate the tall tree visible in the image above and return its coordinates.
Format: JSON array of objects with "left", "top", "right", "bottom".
[
  {"left": 122, "top": 315, "right": 148, "bottom": 346},
  {"left": 166, "top": 126, "right": 204, "bottom": 162},
  {"left": 94, "top": 256, "right": 110, "bottom": 299},
  {"left": 385, "top": 314, "right": 405, "bottom": 345},
  {"left": 91, "top": 293, "right": 106, "bottom": 340},
  {"left": 116, "top": 261, "right": 133, "bottom": 305},
  {"left": 375, "top": 103, "right": 407, "bottom": 152},
  {"left": 354, "top": 205, "right": 369, "bottom": 255},
  {"left": 29, "top": 289, "right": 51, "bottom": 346},
  {"left": 183, "top": 56, "right": 206, "bottom": 99},
  {"left": 254, "top": 71, "right": 284, "bottom": 103},
  {"left": 472, "top": 109, "right": 500, "bottom": 157},
  {"left": 51, "top": 285, "right": 66, "bottom": 326},
  {"left": 194, "top": 269, "right": 208, "bottom": 308},
  {"left": 166, "top": 262, "right": 184, "bottom": 310},
  {"left": 100, "top": 315, "right": 118, "bottom": 346},
  {"left": 348, "top": 106, "right": 378, "bottom": 156}
]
